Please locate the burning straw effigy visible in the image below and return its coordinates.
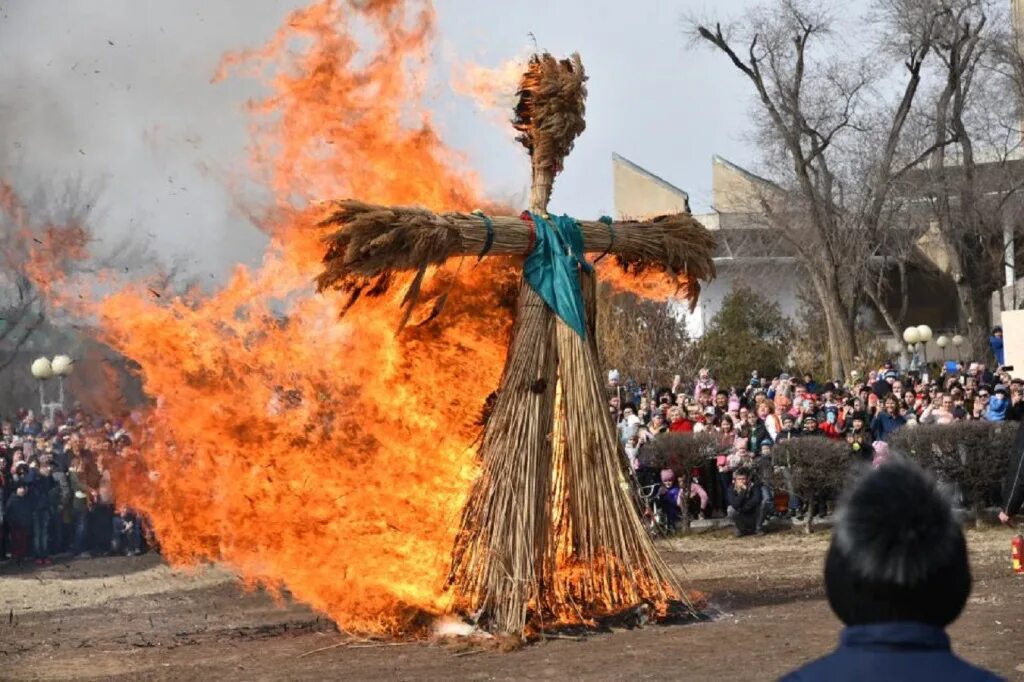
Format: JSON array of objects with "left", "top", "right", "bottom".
[{"left": 316, "top": 53, "right": 716, "bottom": 636}]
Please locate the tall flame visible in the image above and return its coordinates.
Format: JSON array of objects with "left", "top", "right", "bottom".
[{"left": 90, "top": 0, "right": 517, "bottom": 633}]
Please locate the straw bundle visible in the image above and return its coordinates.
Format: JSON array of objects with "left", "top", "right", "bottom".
[
  {"left": 315, "top": 51, "right": 710, "bottom": 636},
  {"left": 316, "top": 201, "right": 716, "bottom": 309}
]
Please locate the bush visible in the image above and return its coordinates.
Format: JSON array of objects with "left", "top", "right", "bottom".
[
  {"left": 638, "top": 432, "right": 723, "bottom": 533},
  {"left": 771, "top": 437, "right": 859, "bottom": 533},
  {"left": 888, "top": 422, "right": 1013, "bottom": 525}
]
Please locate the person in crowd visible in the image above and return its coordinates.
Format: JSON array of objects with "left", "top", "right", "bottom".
[
  {"left": 818, "top": 406, "right": 844, "bottom": 439},
  {"left": 26, "top": 460, "right": 55, "bottom": 565},
  {"left": 989, "top": 326, "right": 1004, "bottom": 367},
  {"left": 4, "top": 481, "right": 33, "bottom": 564},
  {"left": 726, "top": 467, "right": 763, "bottom": 537},
  {"left": 693, "top": 368, "right": 717, "bottom": 401},
  {"left": 999, "top": 415, "right": 1024, "bottom": 525},
  {"left": 776, "top": 413, "right": 799, "bottom": 442},
  {"left": 920, "top": 393, "right": 956, "bottom": 425},
  {"left": 782, "top": 460, "right": 1000, "bottom": 681},
  {"left": 760, "top": 400, "right": 782, "bottom": 441},
  {"left": 667, "top": 406, "right": 694, "bottom": 433},
  {"left": 800, "top": 414, "right": 821, "bottom": 437},
  {"left": 872, "top": 366, "right": 895, "bottom": 398},
  {"left": 870, "top": 440, "right": 890, "bottom": 468},
  {"left": 984, "top": 385, "right": 1009, "bottom": 422},
  {"left": 713, "top": 390, "right": 729, "bottom": 420},
  {"left": 846, "top": 415, "right": 873, "bottom": 463},
  {"left": 870, "top": 396, "right": 906, "bottom": 443},
  {"left": 743, "top": 410, "right": 772, "bottom": 452},
  {"left": 971, "top": 386, "right": 990, "bottom": 420},
  {"left": 112, "top": 506, "right": 144, "bottom": 556},
  {"left": 68, "top": 457, "right": 92, "bottom": 557}
]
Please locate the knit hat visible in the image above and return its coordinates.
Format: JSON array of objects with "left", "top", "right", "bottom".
[{"left": 825, "top": 459, "right": 970, "bottom": 628}]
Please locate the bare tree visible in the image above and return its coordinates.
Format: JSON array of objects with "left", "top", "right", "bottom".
[
  {"left": 691, "top": 0, "right": 954, "bottom": 377},
  {"left": 895, "top": 0, "right": 1024, "bottom": 359},
  {"left": 0, "top": 179, "right": 93, "bottom": 371},
  {"left": 596, "top": 284, "right": 698, "bottom": 390}
]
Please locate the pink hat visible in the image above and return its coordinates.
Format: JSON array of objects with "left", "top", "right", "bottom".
[
  {"left": 660, "top": 468, "right": 676, "bottom": 484},
  {"left": 728, "top": 397, "right": 740, "bottom": 411},
  {"left": 871, "top": 441, "right": 889, "bottom": 468}
]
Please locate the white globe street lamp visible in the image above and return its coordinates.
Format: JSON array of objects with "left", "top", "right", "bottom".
[
  {"left": 30, "top": 357, "right": 53, "bottom": 380},
  {"left": 936, "top": 335, "right": 950, "bottom": 348},
  {"left": 951, "top": 334, "right": 965, "bottom": 362},
  {"left": 51, "top": 354, "right": 73, "bottom": 408},
  {"left": 51, "top": 355, "right": 74, "bottom": 376},
  {"left": 903, "top": 327, "right": 921, "bottom": 344},
  {"left": 30, "top": 354, "right": 72, "bottom": 420},
  {"left": 915, "top": 325, "right": 933, "bottom": 365}
]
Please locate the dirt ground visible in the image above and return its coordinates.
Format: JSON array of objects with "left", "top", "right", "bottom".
[{"left": 1, "top": 527, "right": 1022, "bottom": 681}]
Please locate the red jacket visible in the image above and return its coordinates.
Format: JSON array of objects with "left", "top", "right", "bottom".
[
  {"left": 670, "top": 419, "right": 694, "bottom": 433},
  {"left": 819, "top": 420, "right": 845, "bottom": 439}
]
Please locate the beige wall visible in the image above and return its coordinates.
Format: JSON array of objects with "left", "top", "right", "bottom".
[
  {"left": 711, "top": 156, "right": 771, "bottom": 213},
  {"left": 612, "top": 153, "right": 689, "bottom": 220},
  {"left": 1002, "top": 309, "right": 1024, "bottom": 379}
]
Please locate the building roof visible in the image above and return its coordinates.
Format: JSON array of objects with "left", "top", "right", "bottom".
[
  {"left": 611, "top": 152, "right": 689, "bottom": 201},
  {"left": 711, "top": 155, "right": 780, "bottom": 192}
]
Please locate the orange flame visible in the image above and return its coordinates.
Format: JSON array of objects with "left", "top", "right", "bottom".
[
  {"left": 3, "top": 0, "right": 703, "bottom": 636},
  {"left": 88, "top": 0, "right": 517, "bottom": 634}
]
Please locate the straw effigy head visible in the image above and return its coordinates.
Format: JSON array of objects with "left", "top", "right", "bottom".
[{"left": 513, "top": 53, "right": 587, "bottom": 176}]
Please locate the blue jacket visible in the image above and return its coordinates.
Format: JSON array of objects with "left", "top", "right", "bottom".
[
  {"left": 990, "top": 335, "right": 1004, "bottom": 366},
  {"left": 870, "top": 411, "right": 906, "bottom": 443},
  {"left": 781, "top": 622, "right": 1000, "bottom": 681}
]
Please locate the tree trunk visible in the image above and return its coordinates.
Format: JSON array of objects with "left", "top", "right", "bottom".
[
  {"left": 804, "top": 496, "right": 815, "bottom": 535},
  {"left": 813, "top": 276, "right": 857, "bottom": 378},
  {"left": 954, "top": 280, "right": 991, "bottom": 363}
]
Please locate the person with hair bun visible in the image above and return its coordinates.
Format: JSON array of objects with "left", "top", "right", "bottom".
[{"left": 782, "top": 459, "right": 999, "bottom": 681}]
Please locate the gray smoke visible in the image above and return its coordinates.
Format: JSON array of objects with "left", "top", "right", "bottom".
[{"left": 0, "top": 0, "right": 315, "bottom": 279}]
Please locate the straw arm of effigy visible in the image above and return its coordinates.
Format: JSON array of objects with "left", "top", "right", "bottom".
[{"left": 317, "top": 199, "right": 717, "bottom": 293}]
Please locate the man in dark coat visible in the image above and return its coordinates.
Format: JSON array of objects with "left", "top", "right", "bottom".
[
  {"left": 782, "top": 460, "right": 999, "bottom": 681},
  {"left": 999, "top": 418, "right": 1024, "bottom": 524},
  {"left": 726, "top": 467, "right": 763, "bottom": 537}
]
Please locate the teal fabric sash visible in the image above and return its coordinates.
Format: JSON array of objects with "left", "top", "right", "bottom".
[{"left": 523, "top": 212, "right": 593, "bottom": 338}]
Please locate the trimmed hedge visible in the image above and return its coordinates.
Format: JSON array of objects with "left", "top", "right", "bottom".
[
  {"left": 637, "top": 432, "right": 723, "bottom": 532},
  {"left": 771, "top": 437, "right": 860, "bottom": 533},
  {"left": 888, "top": 422, "right": 1013, "bottom": 525}
]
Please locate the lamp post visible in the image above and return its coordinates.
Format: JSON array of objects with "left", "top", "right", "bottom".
[
  {"left": 31, "top": 357, "right": 52, "bottom": 417},
  {"left": 903, "top": 327, "right": 921, "bottom": 370},
  {"left": 916, "top": 325, "right": 933, "bottom": 368},
  {"left": 936, "top": 335, "right": 950, "bottom": 363},
  {"left": 31, "top": 354, "right": 74, "bottom": 421},
  {"left": 952, "top": 334, "right": 965, "bottom": 363}
]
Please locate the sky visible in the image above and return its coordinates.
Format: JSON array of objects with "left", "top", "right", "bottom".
[{"left": 0, "top": 0, "right": 872, "bottom": 277}]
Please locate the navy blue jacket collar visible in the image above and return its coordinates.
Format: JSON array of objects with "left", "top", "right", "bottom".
[{"left": 840, "top": 622, "right": 951, "bottom": 651}]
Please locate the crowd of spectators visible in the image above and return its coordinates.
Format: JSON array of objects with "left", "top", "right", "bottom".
[
  {"left": 0, "top": 409, "right": 147, "bottom": 566},
  {"left": 610, "top": 348, "right": 1020, "bottom": 536}
]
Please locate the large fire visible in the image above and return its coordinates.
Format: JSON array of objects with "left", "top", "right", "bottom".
[
  {"left": 96, "top": 0, "right": 514, "bottom": 633},
  {"left": 3, "top": 0, "right": 691, "bottom": 635}
]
